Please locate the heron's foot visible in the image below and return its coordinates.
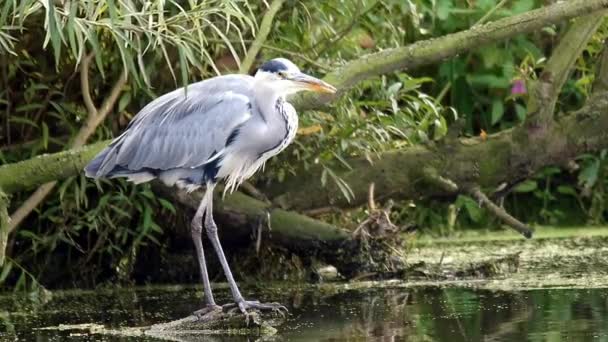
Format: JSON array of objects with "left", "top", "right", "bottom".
[
  {"left": 193, "top": 304, "right": 222, "bottom": 318},
  {"left": 223, "top": 300, "right": 288, "bottom": 317}
]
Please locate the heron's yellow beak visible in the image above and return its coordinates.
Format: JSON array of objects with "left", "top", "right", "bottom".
[{"left": 292, "top": 73, "right": 337, "bottom": 94}]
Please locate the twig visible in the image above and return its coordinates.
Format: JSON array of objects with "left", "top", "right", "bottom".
[
  {"left": 368, "top": 182, "right": 376, "bottom": 210},
  {"left": 312, "top": 0, "right": 379, "bottom": 58},
  {"left": 473, "top": 0, "right": 509, "bottom": 27},
  {"left": 239, "top": 181, "right": 270, "bottom": 204},
  {"left": 239, "top": 0, "right": 286, "bottom": 74},
  {"left": 423, "top": 167, "right": 459, "bottom": 193},
  {"left": 7, "top": 61, "right": 128, "bottom": 233},
  {"left": 0, "top": 190, "right": 9, "bottom": 265},
  {"left": 467, "top": 185, "right": 533, "bottom": 238},
  {"left": 526, "top": 12, "right": 605, "bottom": 128},
  {"left": 302, "top": 206, "right": 339, "bottom": 216},
  {"left": 261, "top": 45, "right": 331, "bottom": 71},
  {"left": 80, "top": 52, "right": 97, "bottom": 116}
]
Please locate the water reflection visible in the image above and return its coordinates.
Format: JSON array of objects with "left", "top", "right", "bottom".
[{"left": 1, "top": 284, "right": 608, "bottom": 341}]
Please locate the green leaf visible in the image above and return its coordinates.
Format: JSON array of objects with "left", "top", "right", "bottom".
[
  {"left": 457, "top": 195, "right": 482, "bottom": 223},
  {"left": 45, "top": 1, "right": 63, "bottom": 67},
  {"left": 468, "top": 74, "right": 510, "bottom": 89},
  {"left": 557, "top": 186, "right": 577, "bottom": 196},
  {"left": 41, "top": 122, "right": 49, "bottom": 150},
  {"left": 490, "top": 100, "right": 504, "bottom": 125},
  {"left": 515, "top": 104, "right": 526, "bottom": 121},
  {"left": 436, "top": 1, "right": 452, "bottom": 20},
  {"left": 158, "top": 198, "right": 176, "bottom": 215},
  {"left": 480, "top": 46, "right": 502, "bottom": 68},
  {"left": 579, "top": 159, "right": 600, "bottom": 188},
  {"left": 387, "top": 82, "right": 402, "bottom": 95},
  {"left": 433, "top": 115, "right": 448, "bottom": 140},
  {"left": 118, "top": 92, "right": 131, "bottom": 112},
  {"left": 513, "top": 180, "right": 537, "bottom": 193},
  {"left": 0, "top": 262, "right": 13, "bottom": 283},
  {"left": 178, "top": 46, "right": 189, "bottom": 90}
]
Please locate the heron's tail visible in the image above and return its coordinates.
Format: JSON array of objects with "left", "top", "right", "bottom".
[{"left": 84, "top": 146, "right": 116, "bottom": 178}]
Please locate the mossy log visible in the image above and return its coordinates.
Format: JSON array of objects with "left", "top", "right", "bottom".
[
  {"left": 145, "top": 310, "right": 284, "bottom": 339},
  {"left": 264, "top": 92, "right": 608, "bottom": 211},
  {"left": 162, "top": 184, "right": 350, "bottom": 250},
  {"left": 0, "top": 141, "right": 109, "bottom": 193}
]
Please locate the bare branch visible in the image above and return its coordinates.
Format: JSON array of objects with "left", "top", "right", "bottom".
[
  {"left": 80, "top": 52, "right": 97, "bottom": 117},
  {"left": 423, "top": 167, "right": 459, "bottom": 193},
  {"left": 467, "top": 186, "right": 533, "bottom": 239},
  {"left": 73, "top": 69, "right": 128, "bottom": 147},
  {"left": 526, "top": 12, "right": 606, "bottom": 128},
  {"left": 239, "top": 0, "right": 286, "bottom": 74}
]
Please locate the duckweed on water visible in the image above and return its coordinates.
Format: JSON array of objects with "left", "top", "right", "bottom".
[{"left": 2, "top": 227, "right": 608, "bottom": 340}]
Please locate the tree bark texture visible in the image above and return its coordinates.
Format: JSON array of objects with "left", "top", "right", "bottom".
[{"left": 266, "top": 93, "right": 608, "bottom": 210}]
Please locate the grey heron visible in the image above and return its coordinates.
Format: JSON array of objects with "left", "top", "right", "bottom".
[{"left": 84, "top": 58, "right": 336, "bottom": 316}]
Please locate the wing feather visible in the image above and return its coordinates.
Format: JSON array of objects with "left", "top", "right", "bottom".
[{"left": 89, "top": 75, "right": 255, "bottom": 177}]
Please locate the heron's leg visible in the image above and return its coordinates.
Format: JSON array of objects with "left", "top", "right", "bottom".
[
  {"left": 202, "top": 184, "right": 244, "bottom": 303},
  {"left": 203, "top": 184, "right": 287, "bottom": 316},
  {"left": 191, "top": 188, "right": 220, "bottom": 315}
]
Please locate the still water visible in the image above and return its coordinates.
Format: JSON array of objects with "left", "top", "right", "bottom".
[{"left": 1, "top": 283, "right": 608, "bottom": 341}]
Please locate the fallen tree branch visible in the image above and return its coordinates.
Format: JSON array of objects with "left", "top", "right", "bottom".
[
  {"left": 265, "top": 89, "right": 608, "bottom": 210},
  {"left": 0, "top": 141, "right": 107, "bottom": 194},
  {"left": 466, "top": 185, "right": 533, "bottom": 238},
  {"left": 238, "top": 0, "right": 285, "bottom": 74},
  {"left": 158, "top": 184, "right": 350, "bottom": 249}
]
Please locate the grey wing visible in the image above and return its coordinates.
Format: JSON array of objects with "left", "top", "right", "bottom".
[{"left": 88, "top": 75, "right": 255, "bottom": 177}]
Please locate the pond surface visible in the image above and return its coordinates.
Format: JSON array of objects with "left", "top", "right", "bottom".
[{"left": 1, "top": 282, "right": 608, "bottom": 341}]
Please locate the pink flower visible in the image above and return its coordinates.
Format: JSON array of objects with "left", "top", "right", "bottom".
[{"left": 511, "top": 79, "right": 526, "bottom": 95}]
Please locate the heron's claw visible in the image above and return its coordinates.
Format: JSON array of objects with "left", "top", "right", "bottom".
[
  {"left": 223, "top": 300, "right": 288, "bottom": 317},
  {"left": 193, "top": 304, "right": 222, "bottom": 318}
]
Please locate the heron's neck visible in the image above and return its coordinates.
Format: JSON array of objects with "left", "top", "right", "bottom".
[{"left": 253, "top": 82, "right": 285, "bottom": 122}]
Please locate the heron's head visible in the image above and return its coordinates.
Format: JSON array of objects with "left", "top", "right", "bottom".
[{"left": 254, "top": 58, "right": 336, "bottom": 96}]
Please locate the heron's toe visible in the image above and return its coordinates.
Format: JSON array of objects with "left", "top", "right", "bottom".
[
  {"left": 193, "top": 304, "right": 222, "bottom": 318},
  {"left": 223, "top": 300, "right": 288, "bottom": 316}
]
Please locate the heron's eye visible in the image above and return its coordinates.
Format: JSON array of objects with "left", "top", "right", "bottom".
[{"left": 278, "top": 71, "right": 287, "bottom": 79}]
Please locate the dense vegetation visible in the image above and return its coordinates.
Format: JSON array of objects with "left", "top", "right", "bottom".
[{"left": 1, "top": 0, "right": 607, "bottom": 293}]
